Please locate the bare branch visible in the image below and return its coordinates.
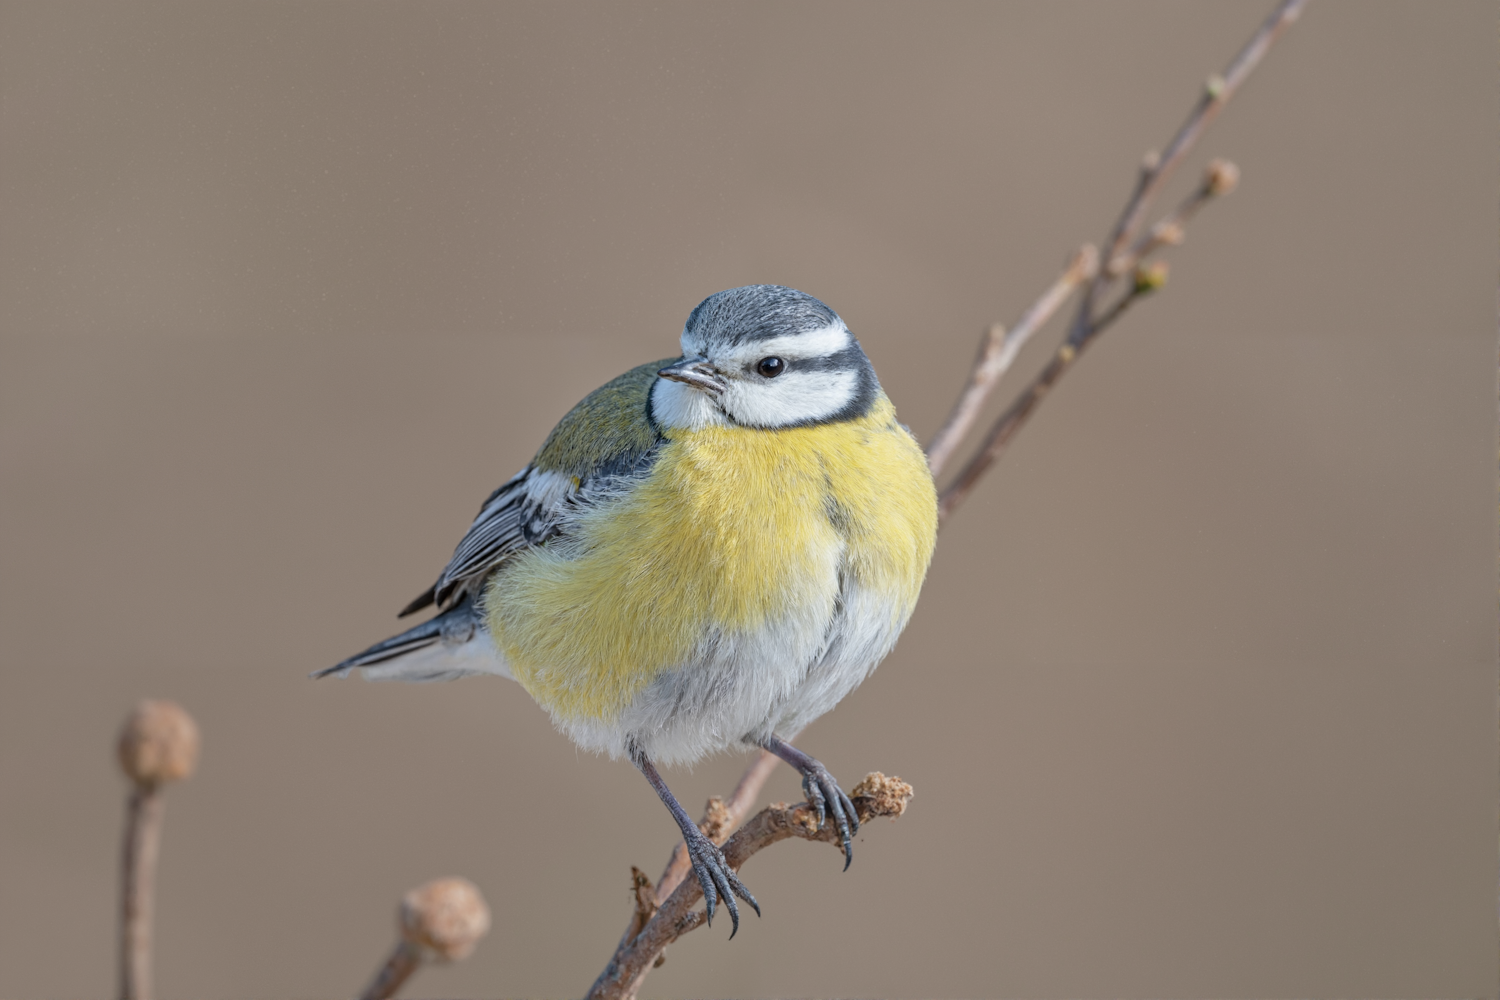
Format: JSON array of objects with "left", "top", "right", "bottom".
[
  {"left": 925, "top": 245, "right": 1099, "bottom": 478},
  {"left": 358, "top": 940, "right": 423, "bottom": 1000},
  {"left": 588, "top": 774, "right": 914, "bottom": 1000},
  {"left": 119, "top": 787, "right": 164, "bottom": 1000},
  {"left": 1111, "top": 159, "right": 1238, "bottom": 277},
  {"left": 1096, "top": 0, "right": 1308, "bottom": 276},
  {"left": 941, "top": 0, "right": 1306, "bottom": 521}
]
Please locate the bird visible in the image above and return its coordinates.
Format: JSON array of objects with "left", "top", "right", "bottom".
[{"left": 318, "top": 285, "right": 938, "bottom": 935}]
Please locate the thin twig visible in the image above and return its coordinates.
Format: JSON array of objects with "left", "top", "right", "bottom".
[
  {"left": 358, "top": 940, "right": 423, "bottom": 1000},
  {"left": 941, "top": 0, "right": 1306, "bottom": 521},
  {"left": 1112, "top": 160, "right": 1239, "bottom": 278},
  {"left": 119, "top": 787, "right": 164, "bottom": 1000},
  {"left": 588, "top": 773, "right": 914, "bottom": 1000},
  {"left": 1094, "top": 0, "right": 1308, "bottom": 284},
  {"left": 925, "top": 245, "right": 1099, "bottom": 478}
]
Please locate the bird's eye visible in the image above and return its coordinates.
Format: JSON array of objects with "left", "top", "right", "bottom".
[{"left": 756, "top": 357, "right": 785, "bottom": 378}]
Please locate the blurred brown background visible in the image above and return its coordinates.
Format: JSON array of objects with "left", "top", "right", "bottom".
[{"left": 1, "top": 1, "right": 1494, "bottom": 996}]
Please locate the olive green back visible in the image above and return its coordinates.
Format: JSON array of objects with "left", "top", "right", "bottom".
[{"left": 531, "top": 359, "right": 675, "bottom": 477}]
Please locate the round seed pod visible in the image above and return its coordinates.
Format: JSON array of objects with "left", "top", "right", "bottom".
[
  {"left": 117, "top": 700, "right": 200, "bottom": 787},
  {"left": 400, "top": 878, "right": 491, "bottom": 961}
]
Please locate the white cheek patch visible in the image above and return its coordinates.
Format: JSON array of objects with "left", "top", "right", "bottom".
[
  {"left": 722, "top": 367, "right": 859, "bottom": 428},
  {"left": 650, "top": 377, "right": 728, "bottom": 431}
]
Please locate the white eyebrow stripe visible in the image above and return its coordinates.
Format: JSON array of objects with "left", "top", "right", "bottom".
[{"left": 735, "top": 322, "right": 851, "bottom": 361}]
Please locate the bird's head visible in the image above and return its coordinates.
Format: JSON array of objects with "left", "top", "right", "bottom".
[{"left": 651, "top": 285, "right": 878, "bottom": 431}]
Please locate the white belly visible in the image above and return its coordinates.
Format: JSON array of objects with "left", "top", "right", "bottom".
[{"left": 556, "top": 570, "right": 913, "bottom": 766}]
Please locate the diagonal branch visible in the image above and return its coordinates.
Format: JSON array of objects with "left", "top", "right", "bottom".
[
  {"left": 1094, "top": 0, "right": 1307, "bottom": 283},
  {"left": 940, "top": 0, "right": 1307, "bottom": 520},
  {"left": 925, "top": 245, "right": 1099, "bottom": 478}
]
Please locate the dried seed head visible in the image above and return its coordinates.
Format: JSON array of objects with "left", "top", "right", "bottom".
[
  {"left": 1133, "top": 261, "right": 1171, "bottom": 295},
  {"left": 850, "top": 771, "right": 915, "bottom": 819},
  {"left": 1205, "top": 159, "right": 1240, "bottom": 196},
  {"left": 117, "top": 700, "right": 200, "bottom": 787},
  {"left": 400, "top": 878, "right": 491, "bottom": 961}
]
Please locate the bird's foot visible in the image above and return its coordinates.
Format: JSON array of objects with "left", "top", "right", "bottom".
[
  {"left": 760, "top": 737, "right": 860, "bottom": 870},
  {"left": 633, "top": 749, "right": 760, "bottom": 938},
  {"left": 682, "top": 822, "right": 759, "bottom": 937},
  {"left": 799, "top": 759, "right": 860, "bottom": 870}
]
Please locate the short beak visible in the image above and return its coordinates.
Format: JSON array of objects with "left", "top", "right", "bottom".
[{"left": 657, "top": 358, "right": 727, "bottom": 396}]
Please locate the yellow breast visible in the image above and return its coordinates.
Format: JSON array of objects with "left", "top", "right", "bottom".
[{"left": 485, "top": 394, "right": 937, "bottom": 723}]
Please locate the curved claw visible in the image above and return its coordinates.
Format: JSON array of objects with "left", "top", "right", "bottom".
[
  {"left": 760, "top": 738, "right": 862, "bottom": 870},
  {"left": 801, "top": 773, "right": 827, "bottom": 830},
  {"left": 685, "top": 827, "right": 759, "bottom": 938},
  {"left": 801, "top": 762, "right": 859, "bottom": 870}
]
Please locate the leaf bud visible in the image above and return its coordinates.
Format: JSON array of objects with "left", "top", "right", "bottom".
[
  {"left": 1205, "top": 158, "right": 1240, "bottom": 196},
  {"left": 1133, "top": 261, "right": 1170, "bottom": 295}
]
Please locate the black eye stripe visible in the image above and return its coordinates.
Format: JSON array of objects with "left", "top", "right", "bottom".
[
  {"left": 738, "top": 343, "right": 865, "bottom": 376},
  {"left": 788, "top": 344, "right": 864, "bottom": 373}
]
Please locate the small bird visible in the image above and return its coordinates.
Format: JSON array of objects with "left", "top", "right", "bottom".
[{"left": 319, "top": 285, "right": 937, "bottom": 934}]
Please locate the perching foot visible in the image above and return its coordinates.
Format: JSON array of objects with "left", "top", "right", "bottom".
[
  {"left": 633, "top": 750, "right": 760, "bottom": 937},
  {"left": 681, "top": 818, "right": 760, "bottom": 936},
  {"left": 761, "top": 737, "right": 859, "bottom": 870}
]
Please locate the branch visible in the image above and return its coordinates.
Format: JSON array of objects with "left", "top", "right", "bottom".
[
  {"left": 939, "top": 0, "right": 1306, "bottom": 520},
  {"left": 588, "top": 773, "right": 914, "bottom": 1000},
  {"left": 925, "top": 245, "right": 1099, "bottom": 478},
  {"left": 119, "top": 788, "right": 165, "bottom": 1000},
  {"left": 1094, "top": 0, "right": 1307, "bottom": 282}
]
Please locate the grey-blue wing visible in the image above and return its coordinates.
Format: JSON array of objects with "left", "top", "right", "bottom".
[
  {"left": 395, "top": 358, "right": 671, "bottom": 617},
  {"left": 397, "top": 467, "right": 554, "bottom": 615}
]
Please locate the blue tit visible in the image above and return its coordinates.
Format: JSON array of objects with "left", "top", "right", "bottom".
[{"left": 320, "top": 285, "right": 938, "bottom": 933}]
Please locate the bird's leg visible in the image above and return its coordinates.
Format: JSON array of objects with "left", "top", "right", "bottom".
[
  {"left": 759, "top": 736, "right": 860, "bottom": 870},
  {"left": 631, "top": 749, "right": 759, "bottom": 937}
]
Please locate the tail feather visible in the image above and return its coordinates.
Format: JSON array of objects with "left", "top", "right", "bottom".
[
  {"left": 315, "top": 594, "right": 510, "bottom": 682},
  {"left": 397, "top": 585, "right": 437, "bottom": 618}
]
